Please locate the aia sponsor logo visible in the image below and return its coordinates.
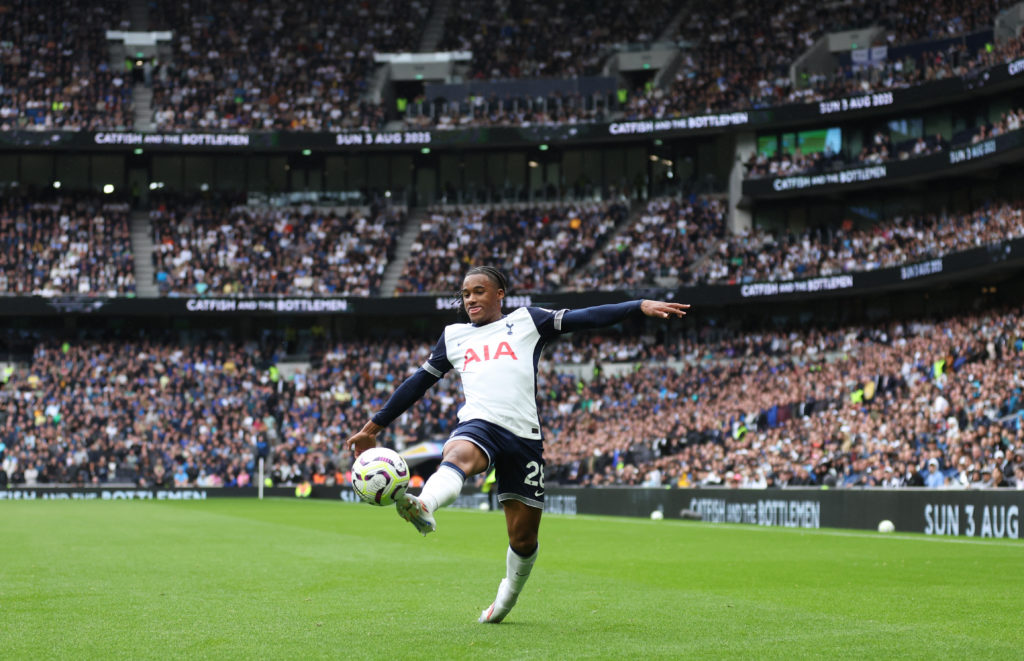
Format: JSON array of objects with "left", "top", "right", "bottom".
[{"left": 463, "top": 341, "right": 518, "bottom": 370}]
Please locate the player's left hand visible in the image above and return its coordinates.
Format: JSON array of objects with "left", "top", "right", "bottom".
[{"left": 640, "top": 300, "right": 690, "bottom": 319}]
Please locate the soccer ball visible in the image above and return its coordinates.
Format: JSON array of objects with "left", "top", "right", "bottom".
[
  {"left": 877, "top": 519, "right": 895, "bottom": 533},
  {"left": 351, "top": 448, "right": 410, "bottom": 506}
]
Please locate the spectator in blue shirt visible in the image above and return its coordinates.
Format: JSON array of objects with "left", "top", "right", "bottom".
[{"left": 924, "top": 458, "right": 946, "bottom": 488}]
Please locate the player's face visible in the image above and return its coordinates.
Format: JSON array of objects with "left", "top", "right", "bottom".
[{"left": 461, "top": 274, "right": 504, "bottom": 324}]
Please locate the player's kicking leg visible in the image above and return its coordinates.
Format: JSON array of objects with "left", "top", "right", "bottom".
[
  {"left": 479, "top": 499, "right": 540, "bottom": 623},
  {"left": 395, "top": 459, "right": 472, "bottom": 536}
]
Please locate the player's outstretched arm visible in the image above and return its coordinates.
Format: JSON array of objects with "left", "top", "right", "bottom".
[
  {"left": 640, "top": 300, "right": 690, "bottom": 319},
  {"left": 554, "top": 299, "right": 691, "bottom": 333},
  {"left": 345, "top": 364, "right": 444, "bottom": 457},
  {"left": 346, "top": 335, "right": 452, "bottom": 458}
]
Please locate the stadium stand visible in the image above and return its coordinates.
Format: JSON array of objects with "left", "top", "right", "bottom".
[
  {"left": 0, "top": 0, "right": 133, "bottom": 131},
  {"left": 401, "top": 89, "right": 612, "bottom": 130},
  {"left": 146, "top": 0, "right": 421, "bottom": 131},
  {"left": 1, "top": 0, "right": 1024, "bottom": 504},
  {"left": 6, "top": 0, "right": 1016, "bottom": 133},
  {"left": 743, "top": 110, "right": 1023, "bottom": 181},
  {"left": 149, "top": 197, "right": 405, "bottom": 296},
  {"left": 16, "top": 0, "right": 1011, "bottom": 132},
  {"left": 382, "top": 196, "right": 1023, "bottom": 292},
  {"left": 393, "top": 201, "right": 628, "bottom": 294},
  {"left": 0, "top": 195, "right": 135, "bottom": 296},
  {"left": 2, "top": 188, "right": 1016, "bottom": 300},
  {"left": 1, "top": 303, "right": 1021, "bottom": 489},
  {"left": 629, "top": 1, "right": 1024, "bottom": 120},
  {"left": 572, "top": 196, "right": 727, "bottom": 291},
  {"left": 438, "top": 0, "right": 679, "bottom": 80},
  {"left": 691, "top": 201, "right": 1024, "bottom": 285},
  {"left": 540, "top": 304, "right": 1024, "bottom": 489}
]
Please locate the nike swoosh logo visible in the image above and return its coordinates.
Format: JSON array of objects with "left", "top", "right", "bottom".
[{"left": 534, "top": 490, "right": 544, "bottom": 497}]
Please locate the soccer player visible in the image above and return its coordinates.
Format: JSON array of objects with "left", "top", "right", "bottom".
[{"left": 346, "top": 266, "right": 689, "bottom": 623}]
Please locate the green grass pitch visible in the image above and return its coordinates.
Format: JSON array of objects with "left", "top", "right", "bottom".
[{"left": 1, "top": 498, "right": 1021, "bottom": 660}]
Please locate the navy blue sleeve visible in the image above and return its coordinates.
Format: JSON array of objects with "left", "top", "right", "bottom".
[
  {"left": 528, "top": 301, "right": 643, "bottom": 337},
  {"left": 527, "top": 307, "right": 560, "bottom": 338},
  {"left": 370, "top": 335, "right": 452, "bottom": 428},
  {"left": 421, "top": 334, "right": 454, "bottom": 377}
]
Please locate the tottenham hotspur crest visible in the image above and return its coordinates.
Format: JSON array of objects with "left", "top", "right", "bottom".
[{"left": 506, "top": 321, "right": 514, "bottom": 335}]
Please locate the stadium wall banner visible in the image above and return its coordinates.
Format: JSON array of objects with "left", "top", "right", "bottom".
[
  {"left": 1, "top": 236, "right": 1021, "bottom": 316},
  {"left": 2, "top": 67, "right": 1023, "bottom": 154},
  {"left": 743, "top": 129, "right": 1024, "bottom": 198},
  {"left": 535, "top": 488, "right": 1023, "bottom": 540},
  {"left": 314, "top": 486, "right": 1023, "bottom": 539},
  {"left": 0, "top": 486, "right": 297, "bottom": 500}
]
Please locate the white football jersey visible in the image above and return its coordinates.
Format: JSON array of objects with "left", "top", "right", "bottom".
[{"left": 420, "top": 306, "right": 565, "bottom": 439}]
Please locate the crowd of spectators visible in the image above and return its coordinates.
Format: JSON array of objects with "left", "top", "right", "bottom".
[
  {"left": 6, "top": 0, "right": 1012, "bottom": 135},
  {"left": 783, "top": 34, "right": 1024, "bottom": 109},
  {"left": 539, "top": 303, "right": 1024, "bottom": 490},
  {"left": 628, "top": 0, "right": 1022, "bottom": 122},
  {"left": 4, "top": 189, "right": 1019, "bottom": 300},
  {"left": 0, "top": 1, "right": 133, "bottom": 131},
  {"left": 150, "top": 198, "right": 404, "bottom": 296},
  {"left": 419, "top": 0, "right": 1024, "bottom": 130},
  {"left": 571, "top": 196, "right": 727, "bottom": 291},
  {"left": 557, "top": 196, "right": 1024, "bottom": 290},
  {"left": 0, "top": 333, "right": 468, "bottom": 490},
  {"left": 743, "top": 148, "right": 839, "bottom": 180},
  {"left": 743, "top": 102, "right": 1024, "bottom": 181},
  {"left": 0, "top": 335, "right": 289, "bottom": 488},
  {"left": 1, "top": 301, "right": 1021, "bottom": 491},
  {"left": 0, "top": 195, "right": 135, "bottom": 296},
  {"left": 970, "top": 107, "right": 1024, "bottom": 143},
  {"left": 742, "top": 130, "right": 950, "bottom": 181},
  {"left": 873, "top": 0, "right": 1011, "bottom": 44},
  {"left": 142, "top": 192, "right": 1019, "bottom": 296},
  {"left": 402, "top": 92, "right": 612, "bottom": 130},
  {"left": 6, "top": 1, "right": 1020, "bottom": 134},
  {"left": 147, "top": 0, "right": 427, "bottom": 131},
  {"left": 393, "top": 201, "right": 627, "bottom": 294},
  {"left": 406, "top": 0, "right": 1024, "bottom": 131},
  {"left": 438, "top": 0, "right": 679, "bottom": 80},
  {"left": 693, "top": 201, "right": 1024, "bottom": 285}
]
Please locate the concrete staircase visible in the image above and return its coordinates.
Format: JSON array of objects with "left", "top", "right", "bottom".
[
  {"left": 657, "top": 1, "right": 690, "bottom": 41},
  {"left": 418, "top": 0, "right": 452, "bottom": 52},
  {"left": 646, "top": 2, "right": 688, "bottom": 92},
  {"left": 367, "top": 64, "right": 391, "bottom": 106},
  {"left": 133, "top": 85, "right": 155, "bottom": 131},
  {"left": 377, "top": 208, "right": 427, "bottom": 295},
  {"left": 564, "top": 201, "right": 641, "bottom": 291},
  {"left": 130, "top": 211, "right": 159, "bottom": 297}
]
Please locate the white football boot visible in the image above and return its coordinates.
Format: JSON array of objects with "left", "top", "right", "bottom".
[
  {"left": 395, "top": 493, "right": 436, "bottom": 536},
  {"left": 478, "top": 579, "right": 518, "bottom": 623}
]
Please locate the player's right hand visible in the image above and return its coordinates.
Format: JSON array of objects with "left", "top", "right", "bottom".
[
  {"left": 345, "top": 421, "right": 383, "bottom": 457},
  {"left": 640, "top": 300, "right": 691, "bottom": 319},
  {"left": 345, "top": 432, "right": 376, "bottom": 458}
]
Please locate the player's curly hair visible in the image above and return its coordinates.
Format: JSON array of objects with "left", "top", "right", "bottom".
[{"left": 452, "top": 265, "right": 509, "bottom": 322}]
